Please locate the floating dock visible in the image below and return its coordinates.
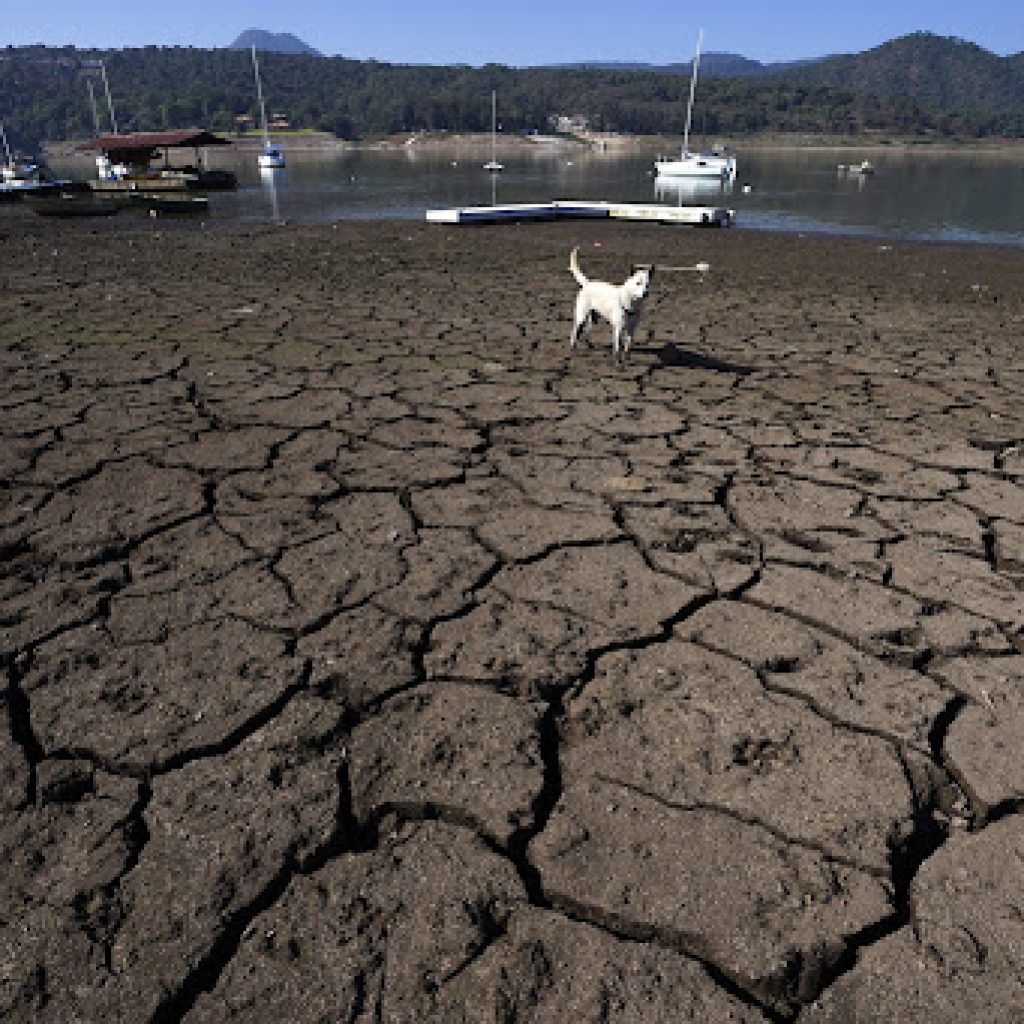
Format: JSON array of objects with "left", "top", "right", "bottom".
[{"left": 426, "top": 199, "right": 734, "bottom": 227}]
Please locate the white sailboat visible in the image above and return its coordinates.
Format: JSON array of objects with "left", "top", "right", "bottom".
[
  {"left": 1, "top": 121, "right": 43, "bottom": 187},
  {"left": 252, "top": 46, "right": 285, "bottom": 169},
  {"left": 655, "top": 30, "right": 736, "bottom": 182},
  {"left": 483, "top": 90, "right": 503, "bottom": 172}
]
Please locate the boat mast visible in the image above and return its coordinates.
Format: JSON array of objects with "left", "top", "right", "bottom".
[
  {"left": 0, "top": 122, "right": 12, "bottom": 167},
  {"left": 682, "top": 29, "right": 703, "bottom": 155},
  {"left": 252, "top": 46, "right": 270, "bottom": 147},
  {"left": 98, "top": 60, "right": 118, "bottom": 135},
  {"left": 85, "top": 79, "right": 103, "bottom": 135},
  {"left": 491, "top": 90, "right": 497, "bottom": 164}
]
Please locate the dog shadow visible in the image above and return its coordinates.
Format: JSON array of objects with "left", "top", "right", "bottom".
[{"left": 633, "top": 342, "right": 756, "bottom": 376}]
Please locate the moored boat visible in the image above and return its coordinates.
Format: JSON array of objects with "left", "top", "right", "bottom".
[
  {"left": 77, "top": 129, "right": 237, "bottom": 190},
  {"left": 252, "top": 47, "right": 286, "bottom": 169},
  {"left": 258, "top": 142, "right": 286, "bottom": 170},
  {"left": 655, "top": 30, "right": 737, "bottom": 183},
  {"left": 0, "top": 121, "right": 69, "bottom": 195},
  {"left": 483, "top": 90, "right": 503, "bottom": 172},
  {"left": 838, "top": 159, "right": 875, "bottom": 175}
]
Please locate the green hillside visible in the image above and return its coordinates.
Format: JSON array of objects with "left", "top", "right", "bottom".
[
  {"left": 0, "top": 33, "right": 1021, "bottom": 154},
  {"left": 780, "top": 32, "right": 1024, "bottom": 131}
]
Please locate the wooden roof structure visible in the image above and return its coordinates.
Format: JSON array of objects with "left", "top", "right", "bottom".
[{"left": 75, "top": 129, "right": 232, "bottom": 163}]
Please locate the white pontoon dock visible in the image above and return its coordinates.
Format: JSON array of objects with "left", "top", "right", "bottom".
[{"left": 426, "top": 199, "right": 734, "bottom": 227}]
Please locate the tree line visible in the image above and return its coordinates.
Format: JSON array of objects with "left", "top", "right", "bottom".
[{"left": 2, "top": 43, "right": 1021, "bottom": 154}]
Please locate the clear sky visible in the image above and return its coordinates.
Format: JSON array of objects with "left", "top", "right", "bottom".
[{"left": 5, "top": 1, "right": 1022, "bottom": 66}]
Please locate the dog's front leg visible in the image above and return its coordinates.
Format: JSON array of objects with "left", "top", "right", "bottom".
[
  {"left": 609, "top": 310, "right": 624, "bottom": 364},
  {"left": 621, "top": 312, "right": 638, "bottom": 361}
]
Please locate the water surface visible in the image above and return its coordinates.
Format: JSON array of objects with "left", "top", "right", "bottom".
[{"left": 51, "top": 145, "right": 1024, "bottom": 245}]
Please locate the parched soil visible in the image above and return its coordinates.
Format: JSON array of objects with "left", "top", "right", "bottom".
[{"left": 3, "top": 207, "right": 1024, "bottom": 1021}]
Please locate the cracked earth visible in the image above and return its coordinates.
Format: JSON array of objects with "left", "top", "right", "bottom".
[{"left": 3, "top": 211, "right": 1024, "bottom": 1021}]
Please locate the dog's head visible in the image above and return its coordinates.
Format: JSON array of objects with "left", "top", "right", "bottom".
[{"left": 624, "top": 263, "right": 655, "bottom": 305}]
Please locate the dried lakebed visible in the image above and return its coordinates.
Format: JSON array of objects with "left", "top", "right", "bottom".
[{"left": 3, "top": 212, "right": 1024, "bottom": 1021}]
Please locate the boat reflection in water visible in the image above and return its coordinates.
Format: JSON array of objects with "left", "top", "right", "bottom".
[
  {"left": 654, "top": 175, "right": 733, "bottom": 207},
  {"left": 260, "top": 165, "right": 284, "bottom": 223}
]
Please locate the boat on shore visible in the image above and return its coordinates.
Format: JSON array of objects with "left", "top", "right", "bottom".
[
  {"left": 76, "top": 129, "right": 237, "bottom": 190},
  {"left": 655, "top": 30, "right": 737, "bottom": 183},
  {"left": 2, "top": 120, "right": 35, "bottom": 182},
  {"left": 1, "top": 157, "right": 42, "bottom": 185},
  {"left": 0, "top": 121, "right": 75, "bottom": 199}
]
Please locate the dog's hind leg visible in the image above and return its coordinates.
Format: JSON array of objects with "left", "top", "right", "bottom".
[
  {"left": 569, "top": 297, "right": 592, "bottom": 354},
  {"left": 569, "top": 313, "right": 584, "bottom": 354}
]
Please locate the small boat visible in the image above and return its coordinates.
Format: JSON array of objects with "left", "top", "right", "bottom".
[
  {"left": 1, "top": 159, "right": 42, "bottom": 184},
  {"left": 0, "top": 122, "right": 80, "bottom": 200},
  {"left": 483, "top": 90, "right": 503, "bottom": 172},
  {"left": 259, "top": 142, "right": 286, "bottom": 170},
  {"left": 252, "top": 46, "right": 286, "bottom": 169},
  {"left": 838, "top": 159, "right": 875, "bottom": 176},
  {"left": 1, "top": 121, "right": 45, "bottom": 187},
  {"left": 655, "top": 30, "right": 737, "bottom": 183},
  {"left": 0, "top": 163, "right": 51, "bottom": 200}
]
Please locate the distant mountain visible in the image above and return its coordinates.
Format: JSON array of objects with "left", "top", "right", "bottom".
[
  {"left": 229, "top": 29, "right": 320, "bottom": 56},
  {"left": 544, "top": 53, "right": 822, "bottom": 77}
]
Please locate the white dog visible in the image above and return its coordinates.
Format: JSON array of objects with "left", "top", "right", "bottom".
[{"left": 569, "top": 246, "right": 654, "bottom": 362}]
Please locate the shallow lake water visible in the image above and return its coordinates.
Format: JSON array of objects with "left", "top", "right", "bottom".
[{"left": 51, "top": 144, "right": 1024, "bottom": 245}]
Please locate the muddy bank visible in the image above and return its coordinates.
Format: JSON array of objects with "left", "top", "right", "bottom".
[{"left": 3, "top": 208, "right": 1024, "bottom": 1021}]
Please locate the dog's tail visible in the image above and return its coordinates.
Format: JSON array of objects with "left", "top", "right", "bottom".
[{"left": 569, "top": 247, "right": 588, "bottom": 287}]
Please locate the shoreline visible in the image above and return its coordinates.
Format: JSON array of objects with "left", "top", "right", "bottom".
[{"left": 44, "top": 129, "right": 1024, "bottom": 158}]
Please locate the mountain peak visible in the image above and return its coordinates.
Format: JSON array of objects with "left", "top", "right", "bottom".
[{"left": 229, "top": 29, "right": 320, "bottom": 56}]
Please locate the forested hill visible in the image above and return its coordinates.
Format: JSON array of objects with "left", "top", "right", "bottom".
[
  {"left": 780, "top": 33, "right": 1024, "bottom": 126},
  {"left": 1, "top": 32, "right": 1022, "bottom": 153}
]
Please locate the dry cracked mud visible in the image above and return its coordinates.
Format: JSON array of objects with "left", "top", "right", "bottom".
[{"left": 3, "top": 209, "right": 1024, "bottom": 1021}]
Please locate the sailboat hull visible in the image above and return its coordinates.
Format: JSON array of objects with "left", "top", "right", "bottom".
[
  {"left": 258, "top": 149, "right": 286, "bottom": 169},
  {"left": 655, "top": 153, "right": 736, "bottom": 180}
]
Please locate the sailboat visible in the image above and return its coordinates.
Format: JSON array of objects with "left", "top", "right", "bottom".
[
  {"left": 483, "top": 90, "right": 503, "bottom": 172},
  {"left": 655, "top": 30, "right": 736, "bottom": 182},
  {"left": 252, "top": 46, "right": 285, "bottom": 169},
  {"left": 1, "top": 121, "right": 41, "bottom": 184}
]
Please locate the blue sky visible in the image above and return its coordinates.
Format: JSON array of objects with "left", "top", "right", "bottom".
[{"left": 6, "top": 1, "right": 1022, "bottom": 65}]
